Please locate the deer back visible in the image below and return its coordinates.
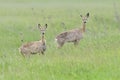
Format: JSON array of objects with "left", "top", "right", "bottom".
[
  {"left": 56, "top": 28, "right": 83, "bottom": 42},
  {"left": 20, "top": 40, "right": 46, "bottom": 54}
]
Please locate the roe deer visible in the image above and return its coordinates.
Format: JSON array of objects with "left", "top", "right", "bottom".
[
  {"left": 19, "top": 24, "right": 47, "bottom": 57},
  {"left": 55, "top": 13, "right": 89, "bottom": 48}
]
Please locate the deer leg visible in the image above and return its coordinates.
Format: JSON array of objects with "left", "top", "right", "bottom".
[
  {"left": 74, "top": 40, "right": 79, "bottom": 46},
  {"left": 21, "top": 52, "right": 30, "bottom": 58},
  {"left": 41, "top": 52, "right": 44, "bottom": 55},
  {"left": 27, "top": 53, "right": 31, "bottom": 58},
  {"left": 57, "top": 42, "right": 64, "bottom": 48},
  {"left": 22, "top": 53, "right": 30, "bottom": 58},
  {"left": 21, "top": 53, "right": 25, "bottom": 58}
]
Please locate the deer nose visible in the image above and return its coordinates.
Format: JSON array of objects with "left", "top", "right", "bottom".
[
  {"left": 42, "top": 33, "right": 45, "bottom": 35},
  {"left": 84, "top": 22, "right": 86, "bottom": 23}
]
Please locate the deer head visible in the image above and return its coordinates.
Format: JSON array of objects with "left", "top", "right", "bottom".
[
  {"left": 80, "top": 13, "right": 89, "bottom": 23},
  {"left": 38, "top": 24, "right": 47, "bottom": 35}
]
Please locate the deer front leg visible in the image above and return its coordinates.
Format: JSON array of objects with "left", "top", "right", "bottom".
[
  {"left": 73, "top": 40, "right": 79, "bottom": 46},
  {"left": 41, "top": 51, "right": 44, "bottom": 55}
]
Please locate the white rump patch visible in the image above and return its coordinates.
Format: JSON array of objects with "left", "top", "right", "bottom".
[{"left": 55, "top": 38, "right": 58, "bottom": 42}]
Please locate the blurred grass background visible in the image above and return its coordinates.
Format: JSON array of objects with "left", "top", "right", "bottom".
[{"left": 0, "top": 0, "right": 120, "bottom": 80}]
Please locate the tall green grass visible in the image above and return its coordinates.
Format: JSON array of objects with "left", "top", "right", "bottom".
[{"left": 0, "top": 0, "right": 120, "bottom": 80}]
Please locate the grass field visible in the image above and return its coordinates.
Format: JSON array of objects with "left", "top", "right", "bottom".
[{"left": 0, "top": 0, "right": 120, "bottom": 80}]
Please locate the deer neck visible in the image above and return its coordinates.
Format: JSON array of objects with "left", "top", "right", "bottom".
[
  {"left": 41, "top": 35, "right": 45, "bottom": 44},
  {"left": 81, "top": 22, "right": 86, "bottom": 32}
]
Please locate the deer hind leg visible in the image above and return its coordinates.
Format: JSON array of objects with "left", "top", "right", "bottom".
[
  {"left": 57, "top": 42, "right": 65, "bottom": 48},
  {"left": 56, "top": 38, "right": 65, "bottom": 48},
  {"left": 21, "top": 52, "right": 31, "bottom": 58},
  {"left": 21, "top": 53, "right": 25, "bottom": 58},
  {"left": 25, "top": 53, "right": 31, "bottom": 58}
]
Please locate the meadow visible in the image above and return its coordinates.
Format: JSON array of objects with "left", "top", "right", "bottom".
[{"left": 0, "top": 0, "right": 120, "bottom": 80}]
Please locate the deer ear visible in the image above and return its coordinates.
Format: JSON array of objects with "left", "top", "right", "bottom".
[
  {"left": 45, "top": 24, "right": 47, "bottom": 28},
  {"left": 86, "top": 13, "right": 89, "bottom": 18},
  {"left": 38, "top": 24, "right": 41, "bottom": 29},
  {"left": 80, "top": 15, "right": 82, "bottom": 17}
]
